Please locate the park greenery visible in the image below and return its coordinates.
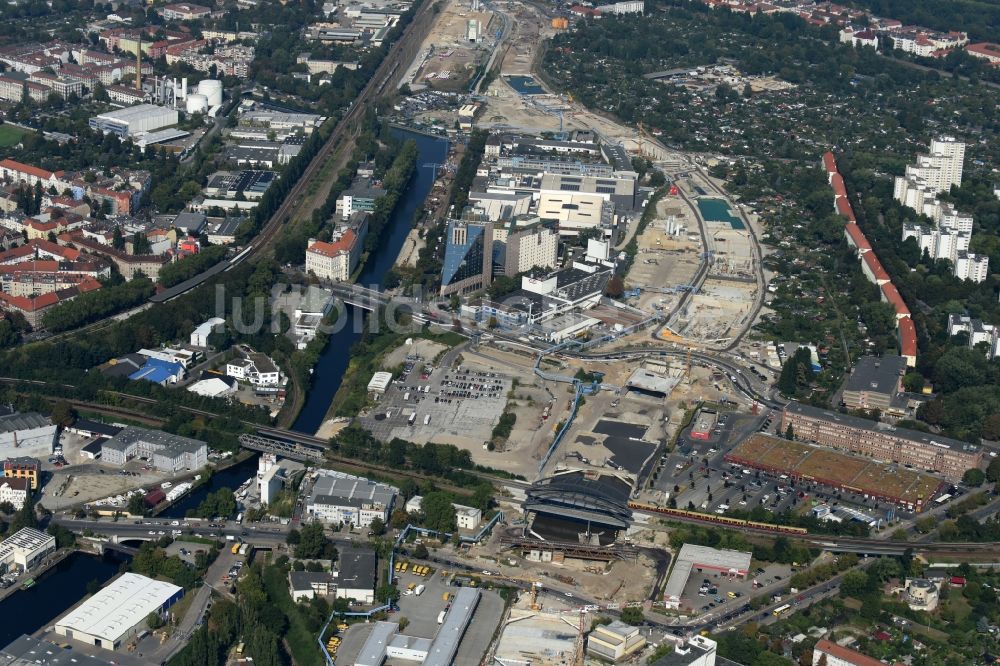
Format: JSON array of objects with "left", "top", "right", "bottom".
[
  {"left": 158, "top": 246, "right": 229, "bottom": 289},
  {"left": 188, "top": 487, "right": 237, "bottom": 519},
  {"left": 40, "top": 277, "right": 156, "bottom": 332}
]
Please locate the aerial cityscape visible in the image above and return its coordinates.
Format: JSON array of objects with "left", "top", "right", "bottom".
[{"left": 0, "top": 0, "right": 997, "bottom": 664}]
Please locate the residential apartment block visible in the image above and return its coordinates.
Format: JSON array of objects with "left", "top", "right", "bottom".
[
  {"left": 781, "top": 401, "right": 982, "bottom": 482},
  {"left": 947, "top": 313, "right": 1000, "bottom": 359},
  {"left": 841, "top": 355, "right": 906, "bottom": 412}
]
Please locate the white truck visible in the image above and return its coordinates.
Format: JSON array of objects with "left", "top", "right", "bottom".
[{"left": 415, "top": 584, "right": 425, "bottom": 596}]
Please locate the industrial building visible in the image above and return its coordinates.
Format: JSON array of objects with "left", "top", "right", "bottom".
[
  {"left": 0, "top": 410, "right": 56, "bottom": 459},
  {"left": 662, "top": 544, "right": 750, "bottom": 609},
  {"left": 781, "top": 401, "right": 982, "bottom": 482},
  {"left": 54, "top": 573, "right": 183, "bottom": 650},
  {"left": 840, "top": 355, "right": 906, "bottom": 412},
  {"left": 89, "top": 104, "right": 179, "bottom": 138},
  {"left": 100, "top": 426, "right": 207, "bottom": 472},
  {"left": 355, "top": 587, "right": 481, "bottom": 666},
  {"left": 333, "top": 546, "right": 377, "bottom": 603},
  {"left": 587, "top": 620, "right": 647, "bottom": 662},
  {"left": 367, "top": 372, "right": 393, "bottom": 394},
  {"left": 189, "top": 317, "right": 226, "bottom": 348},
  {"left": 0, "top": 527, "right": 56, "bottom": 572},
  {"left": 0, "top": 635, "right": 113, "bottom": 665},
  {"left": 305, "top": 469, "right": 398, "bottom": 527}
]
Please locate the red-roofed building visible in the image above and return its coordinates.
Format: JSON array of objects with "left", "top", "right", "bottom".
[
  {"left": 861, "top": 252, "right": 891, "bottom": 285},
  {"left": 0, "top": 159, "right": 69, "bottom": 191},
  {"left": 830, "top": 173, "right": 847, "bottom": 198},
  {"left": 843, "top": 223, "right": 871, "bottom": 254},
  {"left": 822, "top": 151, "right": 837, "bottom": 175},
  {"left": 305, "top": 230, "right": 360, "bottom": 282},
  {"left": 0, "top": 276, "right": 100, "bottom": 328},
  {"left": 950, "top": 576, "right": 966, "bottom": 587},
  {"left": 880, "top": 282, "right": 911, "bottom": 319},
  {"left": 835, "top": 196, "right": 855, "bottom": 221},
  {"left": 967, "top": 42, "right": 1000, "bottom": 65},
  {"left": 0, "top": 239, "right": 81, "bottom": 264},
  {"left": 813, "top": 639, "right": 905, "bottom": 666},
  {"left": 899, "top": 317, "right": 917, "bottom": 367},
  {"left": 569, "top": 5, "right": 602, "bottom": 17}
]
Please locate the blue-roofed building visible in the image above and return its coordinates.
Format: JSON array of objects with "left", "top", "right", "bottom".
[
  {"left": 129, "top": 358, "right": 185, "bottom": 386},
  {"left": 440, "top": 219, "right": 493, "bottom": 297}
]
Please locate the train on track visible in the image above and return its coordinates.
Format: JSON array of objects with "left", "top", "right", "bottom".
[{"left": 629, "top": 502, "right": 809, "bottom": 535}]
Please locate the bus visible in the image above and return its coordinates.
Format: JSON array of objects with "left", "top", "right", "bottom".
[
  {"left": 423, "top": 414, "right": 431, "bottom": 425},
  {"left": 772, "top": 604, "right": 791, "bottom": 617},
  {"left": 934, "top": 493, "right": 952, "bottom": 505},
  {"left": 408, "top": 413, "right": 416, "bottom": 425}
]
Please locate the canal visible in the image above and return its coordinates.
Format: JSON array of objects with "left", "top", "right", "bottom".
[
  {"left": 158, "top": 453, "right": 259, "bottom": 519},
  {"left": 292, "top": 129, "right": 449, "bottom": 435},
  {"left": 0, "top": 551, "right": 124, "bottom": 647}
]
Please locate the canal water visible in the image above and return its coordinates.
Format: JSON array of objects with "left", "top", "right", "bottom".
[
  {"left": 292, "top": 128, "right": 449, "bottom": 435},
  {"left": 0, "top": 551, "right": 123, "bottom": 647},
  {"left": 158, "top": 453, "right": 259, "bottom": 519}
]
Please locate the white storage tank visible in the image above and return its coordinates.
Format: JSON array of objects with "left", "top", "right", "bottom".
[
  {"left": 186, "top": 93, "right": 209, "bottom": 114},
  {"left": 198, "top": 79, "right": 223, "bottom": 107}
]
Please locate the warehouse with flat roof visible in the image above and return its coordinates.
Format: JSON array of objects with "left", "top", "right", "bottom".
[
  {"left": 54, "top": 573, "right": 183, "bottom": 650},
  {"left": 89, "top": 104, "right": 179, "bottom": 138}
]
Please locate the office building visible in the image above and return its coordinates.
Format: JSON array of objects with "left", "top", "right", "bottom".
[
  {"left": 440, "top": 219, "right": 493, "bottom": 296},
  {"left": 100, "top": 426, "right": 207, "bottom": 472},
  {"left": 0, "top": 527, "right": 56, "bottom": 572},
  {"left": 841, "top": 355, "right": 906, "bottom": 412},
  {"left": 305, "top": 469, "right": 398, "bottom": 527},
  {"left": 587, "top": 620, "right": 647, "bottom": 662},
  {"left": 781, "top": 401, "right": 982, "bottom": 482},
  {"left": 89, "top": 104, "right": 179, "bottom": 138},
  {"left": 663, "top": 544, "right": 750, "bottom": 609},
  {"left": 54, "top": 573, "right": 183, "bottom": 650}
]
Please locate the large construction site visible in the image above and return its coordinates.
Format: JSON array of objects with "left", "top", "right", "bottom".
[{"left": 400, "top": 0, "right": 496, "bottom": 93}]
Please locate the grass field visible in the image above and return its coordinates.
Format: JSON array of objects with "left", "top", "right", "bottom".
[{"left": 0, "top": 124, "right": 29, "bottom": 148}]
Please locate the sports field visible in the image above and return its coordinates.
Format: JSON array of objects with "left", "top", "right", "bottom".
[
  {"left": 0, "top": 124, "right": 29, "bottom": 148},
  {"left": 726, "top": 434, "right": 942, "bottom": 507}
]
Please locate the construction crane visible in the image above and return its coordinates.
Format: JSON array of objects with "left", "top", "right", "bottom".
[{"left": 478, "top": 573, "right": 543, "bottom": 610}]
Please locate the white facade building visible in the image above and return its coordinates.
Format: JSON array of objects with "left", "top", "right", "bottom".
[
  {"left": 0, "top": 477, "right": 28, "bottom": 508},
  {"left": 190, "top": 317, "right": 225, "bottom": 347},
  {"left": 453, "top": 504, "right": 482, "bottom": 530},
  {"left": 0, "top": 527, "right": 56, "bottom": 572},
  {"left": 226, "top": 352, "right": 281, "bottom": 386},
  {"left": 54, "top": 573, "right": 183, "bottom": 650},
  {"left": 100, "top": 427, "right": 207, "bottom": 472},
  {"left": 954, "top": 251, "right": 990, "bottom": 282},
  {"left": 305, "top": 470, "right": 398, "bottom": 527}
]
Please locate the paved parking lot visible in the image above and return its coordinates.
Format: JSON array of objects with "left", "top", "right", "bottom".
[
  {"left": 681, "top": 561, "right": 791, "bottom": 621},
  {"left": 361, "top": 363, "right": 510, "bottom": 445},
  {"left": 652, "top": 410, "right": 919, "bottom": 523}
]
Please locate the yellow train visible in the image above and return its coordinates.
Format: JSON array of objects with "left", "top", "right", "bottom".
[{"left": 629, "top": 502, "right": 809, "bottom": 535}]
